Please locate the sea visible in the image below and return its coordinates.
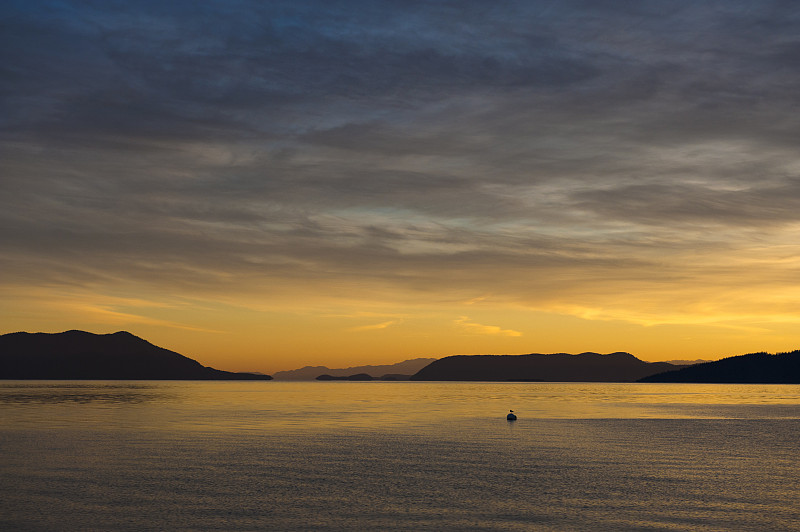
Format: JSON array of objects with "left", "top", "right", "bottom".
[{"left": 2, "top": 381, "right": 800, "bottom": 531}]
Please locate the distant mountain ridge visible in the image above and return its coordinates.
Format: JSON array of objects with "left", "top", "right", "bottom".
[
  {"left": 640, "top": 350, "right": 800, "bottom": 383},
  {"left": 0, "top": 330, "right": 272, "bottom": 380},
  {"left": 272, "top": 358, "right": 437, "bottom": 380},
  {"left": 663, "top": 359, "right": 711, "bottom": 366},
  {"left": 410, "top": 352, "right": 686, "bottom": 382}
]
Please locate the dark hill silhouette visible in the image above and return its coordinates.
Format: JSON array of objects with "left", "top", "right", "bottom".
[
  {"left": 639, "top": 350, "right": 800, "bottom": 383},
  {"left": 0, "top": 330, "right": 272, "bottom": 380},
  {"left": 410, "top": 352, "right": 685, "bottom": 382}
]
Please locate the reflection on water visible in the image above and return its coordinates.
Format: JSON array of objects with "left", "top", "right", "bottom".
[
  {"left": 0, "top": 382, "right": 164, "bottom": 405},
  {"left": 1, "top": 381, "right": 800, "bottom": 530}
]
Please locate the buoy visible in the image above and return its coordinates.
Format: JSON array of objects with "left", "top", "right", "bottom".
[{"left": 507, "top": 409, "right": 517, "bottom": 421}]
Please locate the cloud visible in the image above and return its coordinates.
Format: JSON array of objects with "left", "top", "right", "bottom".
[
  {"left": 3, "top": 0, "right": 800, "bottom": 337},
  {"left": 570, "top": 175, "right": 800, "bottom": 229},
  {"left": 454, "top": 316, "right": 522, "bottom": 337},
  {"left": 1, "top": 287, "right": 224, "bottom": 333},
  {"left": 348, "top": 320, "right": 400, "bottom": 332}
]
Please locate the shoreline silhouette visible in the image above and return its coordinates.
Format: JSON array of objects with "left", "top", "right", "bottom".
[{"left": 2, "top": 330, "right": 798, "bottom": 383}]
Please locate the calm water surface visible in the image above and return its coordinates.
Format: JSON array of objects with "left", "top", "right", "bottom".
[{"left": 2, "top": 381, "right": 800, "bottom": 530}]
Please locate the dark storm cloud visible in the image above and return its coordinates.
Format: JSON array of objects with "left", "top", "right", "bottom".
[{"left": 2, "top": 0, "right": 800, "bottom": 300}]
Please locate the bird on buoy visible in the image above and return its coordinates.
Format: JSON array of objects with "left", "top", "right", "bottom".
[{"left": 507, "top": 409, "right": 517, "bottom": 421}]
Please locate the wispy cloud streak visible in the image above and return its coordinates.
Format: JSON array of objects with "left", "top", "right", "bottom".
[
  {"left": 348, "top": 320, "right": 400, "bottom": 332},
  {"left": 455, "top": 317, "right": 522, "bottom": 337}
]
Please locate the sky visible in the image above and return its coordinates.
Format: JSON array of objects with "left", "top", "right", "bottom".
[{"left": 3, "top": 0, "right": 800, "bottom": 373}]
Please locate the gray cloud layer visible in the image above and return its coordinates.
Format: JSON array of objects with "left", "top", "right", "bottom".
[{"left": 3, "top": 0, "right": 800, "bottom": 315}]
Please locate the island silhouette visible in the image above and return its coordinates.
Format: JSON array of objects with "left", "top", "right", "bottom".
[
  {"left": 4, "top": 330, "right": 798, "bottom": 383},
  {"left": 639, "top": 350, "right": 800, "bottom": 383},
  {"left": 410, "top": 352, "right": 687, "bottom": 382},
  {"left": 316, "top": 373, "right": 374, "bottom": 381},
  {"left": 0, "top": 330, "right": 272, "bottom": 380},
  {"left": 272, "top": 358, "right": 436, "bottom": 380}
]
